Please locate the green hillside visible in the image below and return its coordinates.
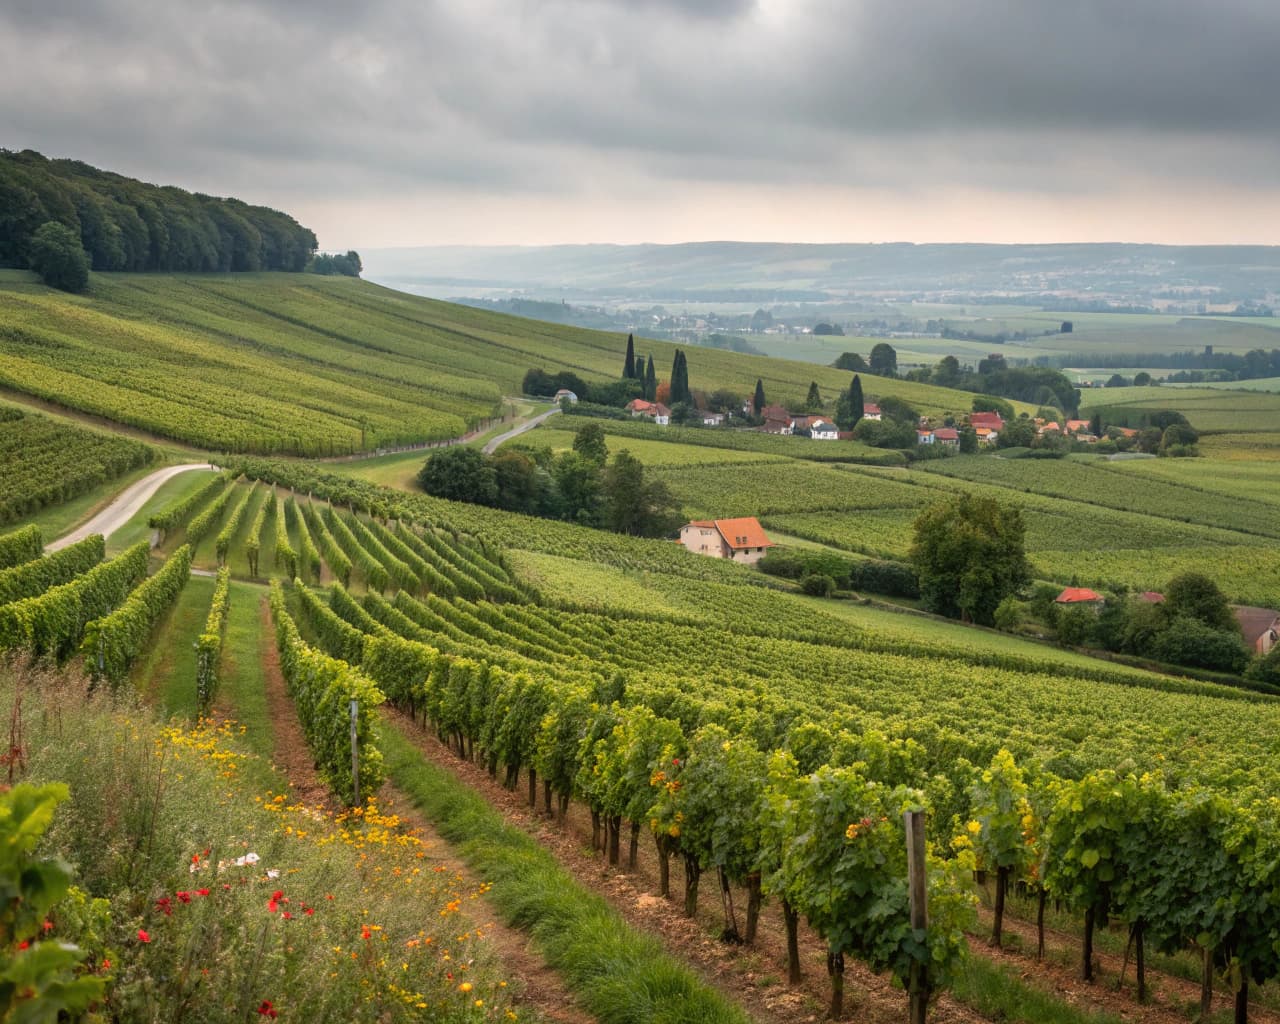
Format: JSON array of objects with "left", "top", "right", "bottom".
[{"left": 0, "top": 270, "right": 1023, "bottom": 456}]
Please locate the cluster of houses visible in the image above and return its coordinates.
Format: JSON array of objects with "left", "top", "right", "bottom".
[
  {"left": 1033, "top": 417, "right": 1139, "bottom": 444},
  {"left": 755, "top": 402, "right": 885, "bottom": 440},
  {"left": 918, "top": 410, "right": 1003, "bottom": 447},
  {"left": 1055, "top": 588, "right": 1279, "bottom": 655},
  {"left": 623, "top": 398, "right": 726, "bottom": 428}
]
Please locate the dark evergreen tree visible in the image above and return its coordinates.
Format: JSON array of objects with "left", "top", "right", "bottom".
[
  {"left": 806, "top": 381, "right": 822, "bottom": 409},
  {"left": 670, "top": 349, "right": 692, "bottom": 404},
  {"left": 850, "top": 374, "right": 864, "bottom": 427},
  {"left": 644, "top": 354, "right": 657, "bottom": 401},
  {"left": 623, "top": 333, "right": 636, "bottom": 379},
  {"left": 752, "top": 378, "right": 766, "bottom": 416}
]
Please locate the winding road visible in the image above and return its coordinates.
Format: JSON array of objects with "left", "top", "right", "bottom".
[
  {"left": 482, "top": 407, "right": 561, "bottom": 454},
  {"left": 47, "top": 463, "right": 217, "bottom": 552},
  {"left": 45, "top": 405, "right": 557, "bottom": 554}
]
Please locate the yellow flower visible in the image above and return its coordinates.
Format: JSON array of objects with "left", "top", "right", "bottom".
[
  {"left": 458, "top": 982, "right": 473, "bottom": 993},
  {"left": 967, "top": 820, "right": 982, "bottom": 835}
]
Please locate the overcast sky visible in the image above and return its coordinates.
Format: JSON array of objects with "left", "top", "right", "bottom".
[{"left": 3, "top": 0, "right": 1278, "bottom": 249}]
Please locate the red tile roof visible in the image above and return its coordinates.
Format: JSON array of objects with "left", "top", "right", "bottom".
[
  {"left": 706, "top": 517, "right": 773, "bottom": 550},
  {"left": 933, "top": 427, "right": 959, "bottom": 440},
  {"left": 1056, "top": 587, "right": 1104, "bottom": 604},
  {"left": 1234, "top": 606, "right": 1280, "bottom": 645},
  {"left": 969, "top": 412, "right": 1004, "bottom": 428}
]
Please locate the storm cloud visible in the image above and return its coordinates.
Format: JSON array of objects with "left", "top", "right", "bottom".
[{"left": 3, "top": 0, "right": 1277, "bottom": 245}]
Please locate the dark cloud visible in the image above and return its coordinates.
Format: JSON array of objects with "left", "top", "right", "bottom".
[{"left": 1, "top": 0, "right": 1276, "bottom": 240}]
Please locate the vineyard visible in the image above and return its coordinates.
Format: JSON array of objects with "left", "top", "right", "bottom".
[
  {"left": 181, "top": 465, "right": 1280, "bottom": 1020},
  {"left": 0, "top": 405, "right": 153, "bottom": 524},
  {"left": 3, "top": 267, "right": 1280, "bottom": 1024},
  {"left": 8, "top": 435, "right": 1280, "bottom": 1022}
]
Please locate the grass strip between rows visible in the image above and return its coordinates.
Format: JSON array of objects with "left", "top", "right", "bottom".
[{"left": 378, "top": 715, "right": 751, "bottom": 1024}]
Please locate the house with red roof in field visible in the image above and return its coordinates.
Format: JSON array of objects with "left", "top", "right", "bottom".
[
  {"left": 975, "top": 426, "right": 999, "bottom": 444},
  {"left": 863, "top": 403, "right": 882, "bottom": 421},
  {"left": 933, "top": 427, "right": 959, "bottom": 448},
  {"left": 969, "top": 411, "right": 1005, "bottom": 432},
  {"left": 678, "top": 517, "right": 775, "bottom": 564},
  {"left": 760, "top": 405, "right": 793, "bottom": 434},
  {"left": 917, "top": 428, "right": 935, "bottom": 445},
  {"left": 625, "top": 399, "right": 671, "bottom": 425},
  {"left": 1234, "top": 606, "right": 1280, "bottom": 655},
  {"left": 1056, "top": 587, "right": 1105, "bottom": 607}
]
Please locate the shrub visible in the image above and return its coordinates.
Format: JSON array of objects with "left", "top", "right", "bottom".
[
  {"left": 801, "top": 573, "right": 836, "bottom": 597},
  {"left": 28, "top": 221, "right": 90, "bottom": 293}
]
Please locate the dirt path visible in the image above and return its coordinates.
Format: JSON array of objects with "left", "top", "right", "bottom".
[
  {"left": 482, "top": 407, "right": 561, "bottom": 454},
  {"left": 250, "top": 603, "right": 594, "bottom": 1023},
  {"left": 47, "top": 462, "right": 216, "bottom": 552}
]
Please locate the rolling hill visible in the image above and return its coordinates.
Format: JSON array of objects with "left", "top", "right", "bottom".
[{"left": 0, "top": 270, "right": 1015, "bottom": 454}]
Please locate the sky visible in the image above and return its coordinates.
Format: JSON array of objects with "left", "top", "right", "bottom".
[{"left": 3, "top": 0, "right": 1279, "bottom": 250}]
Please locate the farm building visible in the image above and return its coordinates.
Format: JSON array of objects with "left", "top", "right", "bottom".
[
  {"left": 554, "top": 388, "right": 579, "bottom": 404},
  {"left": 679, "top": 517, "right": 774, "bottom": 564},
  {"left": 969, "top": 411, "right": 1004, "bottom": 431},
  {"left": 863, "top": 403, "right": 882, "bottom": 420},
  {"left": 1234, "top": 606, "right": 1280, "bottom": 655},
  {"left": 1056, "top": 587, "right": 1105, "bottom": 606}
]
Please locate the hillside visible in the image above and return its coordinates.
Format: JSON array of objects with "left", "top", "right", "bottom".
[{"left": 0, "top": 270, "right": 1011, "bottom": 454}]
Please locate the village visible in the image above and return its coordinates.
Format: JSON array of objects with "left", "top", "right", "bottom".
[{"left": 616, "top": 394, "right": 1139, "bottom": 449}]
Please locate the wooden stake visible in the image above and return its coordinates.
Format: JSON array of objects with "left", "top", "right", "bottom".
[
  {"left": 905, "top": 808, "right": 929, "bottom": 1024},
  {"left": 349, "top": 699, "right": 360, "bottom": 807}
]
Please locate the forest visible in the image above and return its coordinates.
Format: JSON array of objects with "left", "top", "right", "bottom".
[{"left": 0, "top": 149, "right": 317, "bottom": 273}]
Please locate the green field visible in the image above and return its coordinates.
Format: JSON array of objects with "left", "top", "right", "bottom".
[{"left": 1079, "top": 384, "right": 1280, "bottom": 434}]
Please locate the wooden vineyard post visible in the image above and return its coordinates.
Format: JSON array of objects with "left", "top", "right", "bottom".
[
  {"left": 349, "top": 699, "right": 360, "bottom": 807},
  {"left": 905, "top": 808, "right": 929, "bottom": 1024}
]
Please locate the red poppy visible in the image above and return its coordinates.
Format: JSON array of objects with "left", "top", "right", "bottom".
[
  {"left": 137, "top": 929, "right": 151, "bottom": 944},
  {"left": 271, "top": 890, "right": 284, "bottom": 902},
  {"left": 156, "top": 897, "right": 173, "bottom": 916},
  {"left": 17, "top": 940, "right": 29, "bottom": 950},
  {"left": 176, "top": 891, "right": 192, "bottom": 904},
  {"left": 256, "top": 1000, "right": 278, "bottom": 1018},
  {"left": 303, "top": 906, "right": 314, "bottom": 916},
  {"left": 197, "top": 888, "right": 210, "bottom": 897}
]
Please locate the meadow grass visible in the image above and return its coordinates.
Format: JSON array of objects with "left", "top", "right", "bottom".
[{"left": 6, "top": 661, "right": 521, "bottom": 1024}]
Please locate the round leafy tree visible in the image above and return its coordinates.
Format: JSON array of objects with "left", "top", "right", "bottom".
[
  {"left": 28, "top": 221, "right": 90, "bottom": 293},
  {"left": 910, "top": 494, "right": 1030, "bottom": 625}
]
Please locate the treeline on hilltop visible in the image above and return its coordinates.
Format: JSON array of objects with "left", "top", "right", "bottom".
[{"left": 0, "top": 149, "right": 317, "bottom": 275}]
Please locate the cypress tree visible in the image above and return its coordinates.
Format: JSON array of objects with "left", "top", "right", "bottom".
[
  {"left": 623, "top": 333, "right": 636, "bottom": 379},
  {"left": 850, "top": 374, "right": 864, "bottom": 429},
  {"left": 670, "top": 350, "right": 691, "bottom": 404},
  {"left": 753, "top": 378, "right": 766, "bottom": 416},
  {"left": 645, "top": 355, "right": 657, "bottom": 401},
  {"left": 806, "top": 381, "right": 821, "bottom": 409}
]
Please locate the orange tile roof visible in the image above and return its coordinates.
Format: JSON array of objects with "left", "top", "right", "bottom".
[
  {"left": 1056, "top": 587, "right": 1104, "bottom": 603},
  {"left": 713, "top": 517, "right": 773, "bottom": 550}
]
